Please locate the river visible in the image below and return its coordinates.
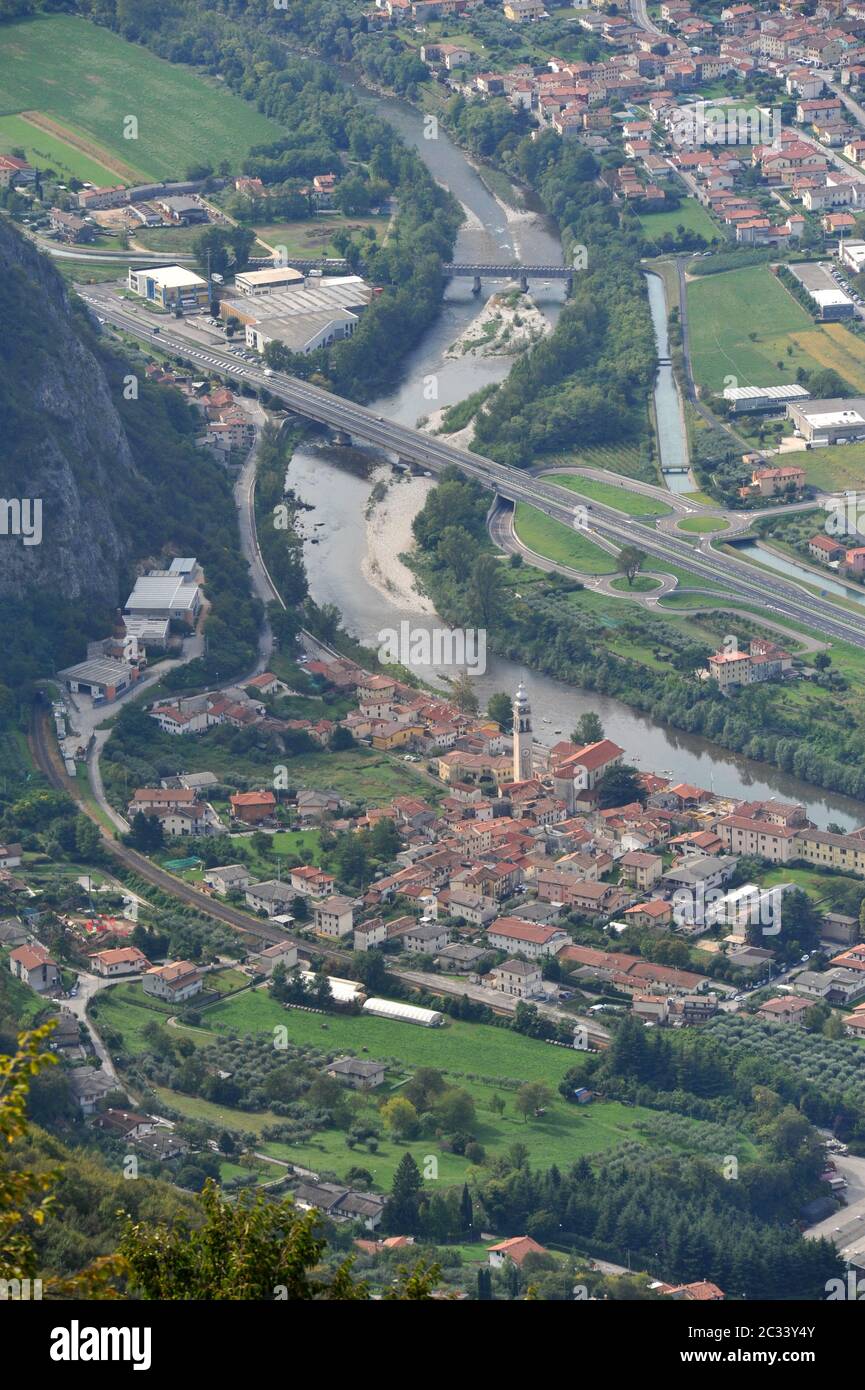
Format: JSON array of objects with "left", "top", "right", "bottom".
[{"left": 287, "top": 91, "right": 865, "bottom": 831}]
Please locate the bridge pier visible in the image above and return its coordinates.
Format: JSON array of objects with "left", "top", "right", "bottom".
[
  {"left": 331, "top": 428, "right": 352, "bottom": 447},
  {"left": 565, "top": 274, "right": 573, "bottom": 297},
  {"left": 472, "top": 275, "right": 481, "bottom": 295},
  {"left": 519, "top": 273, "right": 528, "bottom": 293}
]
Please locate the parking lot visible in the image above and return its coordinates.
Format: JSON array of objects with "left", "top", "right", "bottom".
[{"left": 789, "top": 259, "right": 865, "bottom": 319}]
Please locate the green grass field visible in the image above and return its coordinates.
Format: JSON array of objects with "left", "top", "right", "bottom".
[
  {"left": 205, "top": 990, "right": 581, "bottom": 1084},
  {"left": 547, "top": 442, "right": 657, "bottom": 483},
  {"left": 96, "top": 982, "right": 752, "bottom": 1187},
  {"left": 252, "top": 216, "right": 390, "bottom": 258},
  {"left": 687, "top": 265, "right": 818, "bottom": 394},
  {"left": 128, "top": 226, "right": 207, "bottom": 254},
  {"left": 546, "top": 474, "right": 670, "bottom": 517},
  {"left": 639, "top": 199, "right": 720, "bottom": 243},
  {"left": 93, "top": 985, "right": 185, "bottom": 1057},
  {"left": 610, "top": 574, "right": 661, "bottom": 592},
  {"left": 258, "top": 1094, "right": 650, "bottom": 1188},
  {"left": 782, "top": 442, "right": 865, "bottom": 493},
  {"left": 0, "top": 111, "right": 121, "bottom": 184},
  {"left": 0, "top": 15, "right": 283, "bottom": 182},
  {"left": 514, "top": 504, "right": 618, "bottom": 574},
  {"left": 149, "top": 736, "right": 436, "bottom": 809},
  {"left": 677, "top": 515, "right": 728, "bottom": 534}
]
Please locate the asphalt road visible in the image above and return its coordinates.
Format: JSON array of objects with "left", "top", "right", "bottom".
[{"left": 78, "top": 289, "right": 865, "bottom": 652}]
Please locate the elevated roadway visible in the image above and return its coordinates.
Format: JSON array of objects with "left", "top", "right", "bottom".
[{"left": 78, "top": 287, "right": 865, "bottom": 653}]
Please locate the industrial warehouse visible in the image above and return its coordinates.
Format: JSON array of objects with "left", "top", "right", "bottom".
[
  {"left": 219, "top": 274, "right": 373, "bottom": 355},
  {"left": 787, "top": 397, "right": 865, "bottom": 445}
]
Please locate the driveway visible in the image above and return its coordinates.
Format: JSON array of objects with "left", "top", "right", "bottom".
[{"left": 63, "top": 970, "right": 142, "bottom": 1087}]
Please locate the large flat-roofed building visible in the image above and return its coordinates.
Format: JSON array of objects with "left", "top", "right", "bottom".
[
  {"left": 787, "top": 397, "right": 865, "bottom": 444},
  {"left": 722, "top": 383, "right": 811, "bottom": 414},
  {"left": 58, "top": 657, "right": 140, "bottom": 702},
  {"left": 245, "top": 309, "right": 357, "bottom": 355},
  {"left": 839, "top": 238, "right": 865, "bottom": 273},
  {"left": 125, "top": 575, "right": 201, "bottom": 626},
  {"left": 156, "top": 196, "right": 208, "bottom": 225},
  {"left": 219, "top": 276, "right": 372, "bottom": 328},
  {"left": 809, "top": 287, "right": 855, "bottom": 319},
  {"left": 127, "top": 264, "right": 209, "bottom": 311},
  {"left": 234, "top": 266, "right": 305, "bottom": 294}
]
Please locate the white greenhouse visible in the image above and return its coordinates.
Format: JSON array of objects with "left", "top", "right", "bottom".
[
  {"left": 299, "top": 972, "right": 364, "bottom": 1004},
  {"left": 363, "top": 997, "right": 444, "bottom": 1027}
]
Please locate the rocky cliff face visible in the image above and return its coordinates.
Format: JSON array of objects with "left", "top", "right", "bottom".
[{"left": 0, "top": 218, "right": 140, "bottom": 604}]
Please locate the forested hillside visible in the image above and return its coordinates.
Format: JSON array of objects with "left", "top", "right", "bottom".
[{"left": 0, "top": 218, "right": 259, "bottom": 705}]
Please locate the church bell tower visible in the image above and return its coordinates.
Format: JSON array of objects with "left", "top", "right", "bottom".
[{"left": 513, "top": 682, "right": 533, "bottom": 783}]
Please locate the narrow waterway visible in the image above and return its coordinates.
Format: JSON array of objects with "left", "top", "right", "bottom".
[
  {"left": 289, "top": 93, "right": 865, "bottom": 831},
  {"left": 645, "top": 271, "right": 692, "bottom": 494},
  {"left": 733, "top": 539, "right": 865, "bottom": 608}
]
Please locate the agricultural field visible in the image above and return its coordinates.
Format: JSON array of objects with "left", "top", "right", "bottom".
[
  {"left": 258, "top": 1094, "right": 651, "bottom": 1189},
  {"left": 685, "top": 265, "right": 865, "bottom": 395},
  {"left": 513, "top": 503, "right": 618, "bottom": 574},
  {"left": 206, "top": 990, "right": 580, "bottom": 1084},
  {"left": 545, "top": 474, "right": 670, "bottom": 517},
  {"left": 687, "top": 265, "right": 820, "bottom": 394},
  {"left": 0, "top": 15, "right": 283, "bottom": 183},
  {"left": 789, "top": 322, "right": 865, "bottom": 395},
  {"left": 0, "top": 112, "right": 121, "bottom": 185},
  {"left": 101, "top": 987, "right": 751, "bottom": 1189},
  {"left": 638, "top": 199, "right": 721, "bottom": 243}
]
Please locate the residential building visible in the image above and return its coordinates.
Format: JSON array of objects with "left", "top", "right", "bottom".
[
  {"left": 326, "top": 1058, "right": 386, "bottom": 1090},
  {"left": 245, "top": 881, "right": 295, "bottom": 916},
  {"left": 618, "top": 850, "right": 663, "bottom": 891},
  {"left": 486, "top": 917, "right": 569, "bottom": 958},
  {"left": 249, "top": 942, "right": 297, "bottom": 977},
  {"left": 203, "top": 864, "right": 251, "bottom": 896},
  {"left": 487, "top": 1235, "right": 550, "bottom": 1268},
  {"left": 294, "top": 1182, "right": 385, "bottom": 1231},
  {"left": 68, "top": 1068, "right": 115, "bottom": 1115},
  {"left": 354, "top": 919, "right": 388, "bottom": 951},
  {"left": 757, "top": 996, "right": 813, "bottom": 1025},
  {"left": 142, "top": 960, "right": 203, "bottom": 1002},
  {"left": 8, "top": 943, "right": 59, "bottom": 993},
  {"left": 89, "top": 946, "right": 149, "bottom": 978},
  {"left": 402, "top": 923, "right": 450, "bottom": 954},
  {"left": 229, "top": 790, "right": 276, "bottom": 824},
  {"left": 314, "top": 895, "right": 355, "bottom": 938},
  {"left": 290, "top": 865, "right": 336, "bottom": 898},
  {"left": 503, "top": 0, "right": 546, "bottom": 18},
  {"left": 491, "top": 959, "right": 544, "bottom": 998}
]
